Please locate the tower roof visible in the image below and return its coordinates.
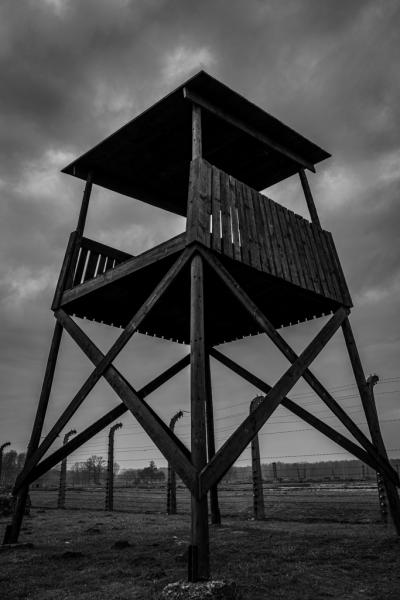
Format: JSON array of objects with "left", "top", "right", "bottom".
[{"left": 62, "top": 71, "right": 330, "bottom": 216}]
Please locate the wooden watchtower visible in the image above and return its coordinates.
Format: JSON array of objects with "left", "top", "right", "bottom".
[{"left": 5, "top": 71, "right": 400, "bottom": 580}]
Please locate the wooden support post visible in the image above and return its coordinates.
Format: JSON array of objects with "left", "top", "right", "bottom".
[
  {"left": 205, "top": 352, "right": 221, "bottom": 525},
  {"left": 189, "top": 254, "right": 209, "bottom": 582},
  {"left": 57, "top": 429, "right": 76, "bottom": 509},
  {"left": 250, "top": 397, "right": 265, "bottom": 520},
  {"left": 3, "top": 321, "right": 63, "bottom": 545},
  {"left": 192, "top": 104, "right": 202, "bottom": 159},
  {"left": 105, "top": 423, "right": 122, "bottom": 511},
  {"left": 341, "top": 317, "right": 400, "bottom": 535},
  {"left": 299, "top": 169, "right": 321, "bottom": 228},
  {"left": 0, "top": 442, "right": 11, "bottom": 486},
  {"left": 167, "top": 411, "right": 183, "bottom": 515}
]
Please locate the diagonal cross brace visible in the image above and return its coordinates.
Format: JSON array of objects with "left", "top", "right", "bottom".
[
  {"left": 15, "top": 248, "right": 194, "bottom": 490},
  {"left": 20, "top": 354, "right": 191, "bottom": 489},
  {"left": 200, "top": 307, "right": 348, "bottom": 496},
  {"left": 53, "top": 310, "right": 197, "bottom": 493},
  {"left": 199, "top": 246, "right": 399, "bottom": 486},
  {"left": 210, "top": 349, "right": 396, "bottom": 482}
]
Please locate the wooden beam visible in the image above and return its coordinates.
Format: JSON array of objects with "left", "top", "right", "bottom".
[
  {"left": 17, "top": 248, "right": 193, "bottom": 485},
  {"left": 189, "top": 254, "right": 209, "bottom": 581},
  {"left": 299, "top": 169, "right": 321, "bottom": 228},
  {"left": 342, "top": 318, "right": 400, "bottom": 534},
  {"left": 24, "top": 354, "right": 190, "bottom": 486},
  {"left": 200, "top": 307, "right": 347, "bottom": 495},
  {"left": 192, "top": 104, "right": 202, "bottom": 159},
  {"left": 183, "top": 88, "right": 316, "bottom": 172},
  {"left": 210, "top": 349, "right": 385, "bottom": 474},
  {"left": 76, "top": 173, "right": 93, "bottom": 235},
  {"left": 199, "top": 246, "right": 399, "bottom": 486}
]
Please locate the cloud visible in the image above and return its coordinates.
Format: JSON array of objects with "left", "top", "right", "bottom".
[
  {"left": 162, "top": 45, "right": 216, "bottom": 84},
  {"left": 0, "top": 0, "right": 399, "bottom": 459}
]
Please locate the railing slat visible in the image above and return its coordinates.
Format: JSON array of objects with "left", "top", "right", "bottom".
[
  {"left": 220, "top": 170, "right": 233, "bottom": 258},
  {"left": 211, "top": 166, "right": 222, "bottom": 253},
  {"left": 229, "top": 176, "right": 242, "bottom": 261},
  {"left": 73, "top": 248, "right": 88, "bottom": 287}
]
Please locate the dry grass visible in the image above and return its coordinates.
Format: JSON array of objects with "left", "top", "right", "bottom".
[{"left": 0, "top": 509, "right": 399, "bottom": 599}]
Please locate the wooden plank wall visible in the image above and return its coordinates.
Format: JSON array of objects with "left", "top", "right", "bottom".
[
  {"left": 187, "top": 158, "right": 351, "bottom": 306},
  {"left": 70, "top": 237, "right": 133, "bottom": 288}
]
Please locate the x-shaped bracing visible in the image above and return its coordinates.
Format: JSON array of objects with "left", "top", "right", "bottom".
[{"left": 14, "top": 243, "right": 399, "bottom": 501}]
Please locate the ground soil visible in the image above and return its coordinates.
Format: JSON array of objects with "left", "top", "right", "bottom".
[{"left": 0, "top": 509, "right": 399, "bottom": 599}]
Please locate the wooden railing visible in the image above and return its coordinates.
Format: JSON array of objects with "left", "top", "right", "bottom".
[
  {"left": 69, "top": 237, "right": 133, "bottom": 288},
  {"left": 186, "top": 158, "right": 351, "bottom": 306}
]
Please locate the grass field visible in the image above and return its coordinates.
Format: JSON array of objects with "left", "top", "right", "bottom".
[{"left": 1, "top": 499, "right": 399, "bottom": 599}]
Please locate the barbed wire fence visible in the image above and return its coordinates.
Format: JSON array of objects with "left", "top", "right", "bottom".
[{"left": 3, "top": 376, "right": 400, "bottom": 525}]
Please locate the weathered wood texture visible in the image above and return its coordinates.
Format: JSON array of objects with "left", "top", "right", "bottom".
[
  {"left": 189, "top": 254, "right": 210, "bottom": 580},
  {"left": 186, "top": 158, "right": 351, "bottom": 307}
]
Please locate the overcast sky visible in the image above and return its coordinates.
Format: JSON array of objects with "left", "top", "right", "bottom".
[{"left": 1, "top": 0, "right": 399, "bottom": 473}]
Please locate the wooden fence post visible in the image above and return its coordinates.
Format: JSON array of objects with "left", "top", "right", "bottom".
[
  {"left": 105, "top": 423, "right": 122, "bottom": 511},
  {"left": 0, "top": 442, "right": 11, "bottom": 487},
  {"left": 57, "top": 430, "right": 76, "bottom": 509},
  {"left": 250, "top": 397, "right": 265, "bottom": 520},
  {"left": 272, "top": 462, "right": 278, "bottom": 482},
  {"left": 167, "top": 411, "right": 183, "bottom": 515}
]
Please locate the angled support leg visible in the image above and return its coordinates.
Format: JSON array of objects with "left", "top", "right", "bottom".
[
  {"left": 189, "top": 254, "right": 210, "bottom": 581},
  {"left": 210, "top": 349, "right": 385, "bottom": 474},
  {"left": 3, "top": 322, "right": 63, "bottom": 545},
  {"left": 205, "top": 352, "right": 221, "bottom": 525},
  {"left": 199, "top": 246, "right": 399, "bottom": 487},
  {"left": 200, "top": 307, "right": 347, "bottom": 495},
  {"left": 342, "top": 317, "right": 400, "bottom": 535}
]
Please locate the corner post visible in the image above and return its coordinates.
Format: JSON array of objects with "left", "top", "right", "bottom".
[
  {"left": 189, "top": 254, "right": 210, "bottom": 581},
  {"left": 57, "top": 429, "right": 76, "bottom": 509},
  {"left": 250, "top": 396, "right": 265, "bottom": 520},
  {"left": 205, "top": 352, "right": 221, "bottom": 525},
  {"left": 3, "top": 321, "right": 64, "bottom": 544},
  {"left": 341, "top": 317, "right": 400, "bottom": 535},
  {"left": 299, "top": 169, "right": 321, "bottom": 228}
]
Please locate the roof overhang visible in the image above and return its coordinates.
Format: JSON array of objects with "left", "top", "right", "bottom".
[{"left": 62, "top": 71, "right": 330, "bottom": 216}]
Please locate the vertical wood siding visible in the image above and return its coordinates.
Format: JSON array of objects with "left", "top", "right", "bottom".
[{"left": 187, "top": 158, "right": 351, "bottom": 306}]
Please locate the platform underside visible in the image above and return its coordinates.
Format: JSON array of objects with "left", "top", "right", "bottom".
[{"left": 61, "top": 245, "right": 343, "bottom": 346}]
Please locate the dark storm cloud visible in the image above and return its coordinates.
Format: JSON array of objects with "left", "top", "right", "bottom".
[{"left": 1, "top": 0, "right": 399, "bottom": 452}]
